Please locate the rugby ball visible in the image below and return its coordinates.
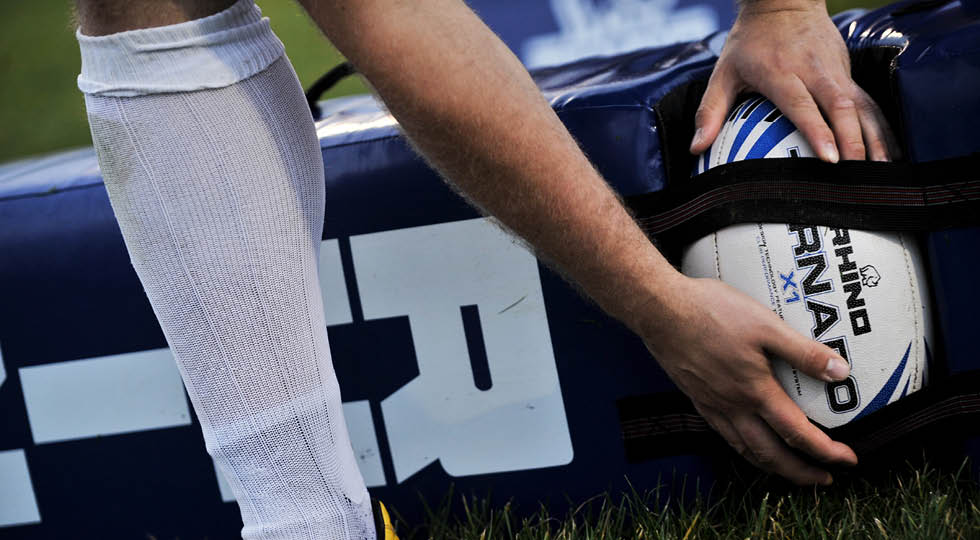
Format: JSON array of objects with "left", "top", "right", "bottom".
[{"left": 682, "top": 96, "right": 933, "bottom": 428}]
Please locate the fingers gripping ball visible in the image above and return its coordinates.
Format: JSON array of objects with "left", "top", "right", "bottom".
[{"left": 682, "top": 96, "right": 934, "bottom": 429}]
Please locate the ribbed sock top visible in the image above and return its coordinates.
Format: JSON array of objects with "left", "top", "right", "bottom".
[{"left": 77, "top": 0, "right": 284, "bottom": 96}]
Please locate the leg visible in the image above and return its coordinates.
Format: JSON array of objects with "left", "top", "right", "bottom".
[
  {"left": 75, "top": 0, "right": 236, "bottom": 36},
  {"left": 76, "top": 1, "right": 374, "bottom": 538}
]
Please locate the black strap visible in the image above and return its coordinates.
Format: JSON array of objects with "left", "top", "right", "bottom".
[
  {"left": 624, "top": 153, "right": 980, "bottom": 260},
  {"left": 305, "top": 62, "right": 357, "bottom": 119},
  {"left": 617, "top": 392, "right": 714, "bottom": 462},
  {"left": 618, "top": 370, "right": 980, "bottom": 462}
]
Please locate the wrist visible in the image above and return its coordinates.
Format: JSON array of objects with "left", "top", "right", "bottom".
[{"left": 600, "top": 251, "right": 686, "bottom": 339}]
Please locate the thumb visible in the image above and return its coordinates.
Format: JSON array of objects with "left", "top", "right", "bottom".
[
  {"left": 765, "top": 322, "right": 851, "bottom": 383},
  {"left": 691, "top": 65, "right": 737, "bottom": 155}
]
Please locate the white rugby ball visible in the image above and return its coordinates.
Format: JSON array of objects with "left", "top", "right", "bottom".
[{"left": 682, "top": 96, "right": 933, "bottom": 428}]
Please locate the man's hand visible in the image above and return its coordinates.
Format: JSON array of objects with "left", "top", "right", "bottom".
[
  {"left": 690, "top": 0, "right": 899, "bottom": 162},
  {"left": 641, "top": 274, "right": 859, "bottom": 485}
]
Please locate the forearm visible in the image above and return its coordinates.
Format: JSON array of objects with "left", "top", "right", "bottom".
[{"left": 298, "top": 0, "right": 678, "bottom": 334}]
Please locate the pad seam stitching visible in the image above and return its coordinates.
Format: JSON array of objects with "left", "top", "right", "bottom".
[{"left": 898, "top": 232, "right": 920, "bottom": 391}]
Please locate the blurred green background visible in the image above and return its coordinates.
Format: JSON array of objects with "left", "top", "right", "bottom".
[{"left": 0, "top": 0, "right": 889, "bottom": 163}]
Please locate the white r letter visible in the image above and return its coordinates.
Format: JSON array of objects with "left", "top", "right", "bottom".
[{"left": 350, "top": 219, "right": 573, "bottom": 482}]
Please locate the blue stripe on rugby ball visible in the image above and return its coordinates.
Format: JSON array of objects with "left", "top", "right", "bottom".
[
  {"left": 744, "top": 115, "right": 797, "bottom": 159},
  {"left": 899, "top": 376, "right": 910, "bottom": 399},
  {"left": 854, "top": 342, "right": 911, "bottom": 420},
  {"left": 726, "top": 98, "right": 777, "bottom": 163}
]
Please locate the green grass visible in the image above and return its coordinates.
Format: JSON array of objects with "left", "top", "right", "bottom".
[
  {"left": 136, "top": 458, "right": 978, "bottom": 539},
  {"left": 0, "top": 1, "right": 361, "bottom": 163},
  {"left": 401, "top": 460, "right": 979, "bottom": 539},
  {"left": 0, "top": 2, "right": 92, "bottom": 163}
]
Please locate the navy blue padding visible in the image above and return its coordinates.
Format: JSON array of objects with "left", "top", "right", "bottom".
[
  {"left": 841, "top": 0, "right": 980, "bottom": 379},
  {"left": 2, "top": 3, "right": 980, "bottom": 536},
  {"left": 466, "top": 0, "right": 735, "bottom": 67}
]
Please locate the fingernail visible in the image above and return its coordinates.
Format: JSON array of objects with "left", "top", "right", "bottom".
[
  {"left": 823, "top": 143, "right": 840, "bottom": 164},
  {"left": 873, "top": 155, "right": 890, "bottom": 162},
  {"left": 690, "top": 128, "right": 704, "bottom": 152},
  {"left": 823, "top": 357, "right": 850, "bottom": 382}
]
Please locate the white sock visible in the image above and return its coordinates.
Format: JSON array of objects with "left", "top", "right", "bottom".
[{"left": 77, "top": 1, "right": 374, "bottom": 539}]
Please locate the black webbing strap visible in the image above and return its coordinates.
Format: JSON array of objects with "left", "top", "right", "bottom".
[
  {"left": 617, "top": 392, "right": 713, "bottom": 462},
  {"left": 618, "top": 370, "right": 980, "bottom": 462},
  {"left": 306, "top": 62, "right": 357, "bottom": 119},
  {"left": 624, "top": 153, "right": 980, "bottom": 259}
]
